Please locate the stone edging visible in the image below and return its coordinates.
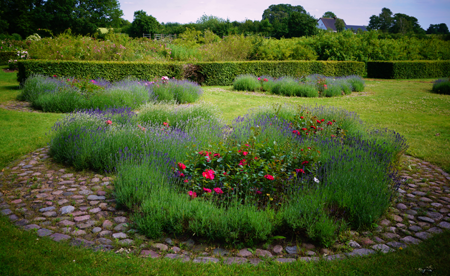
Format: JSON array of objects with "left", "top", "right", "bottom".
[{"left": 1, "top": 148, "right": 449, "bottom": 265}]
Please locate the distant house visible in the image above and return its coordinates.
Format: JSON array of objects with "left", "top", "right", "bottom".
[
  {"left": 345, "top": 25, "right": 368, "bottom": 32},
  {"left": 317, "top": 17, "right": 367, "bottom": 33}
]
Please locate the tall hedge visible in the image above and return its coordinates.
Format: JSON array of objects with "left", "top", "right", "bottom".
[
  {"left": 367, "top": 61, "right": 450, "bottom": 79},
  {"left": 0, "top": 51, "right": 17, "bottom": 65},
  {"left": 18, "top": 60, "right": 365, "bottom": 85}
]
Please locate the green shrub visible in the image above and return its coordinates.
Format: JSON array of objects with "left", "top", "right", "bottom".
[
  {"left": 233, "top": 74, "right": 260, "bottom": 91},
  {"left": 322, "top": 84, "right": 342, "bottom": 97},
  {"left": 432, "top": 79, "right": 450, "bottom": 95},
  {"left": 0, "top": 51, "right": 17, "bottom": 65},
  {"left": 367, "top": 60, "right": 450, "bottom": 79}
]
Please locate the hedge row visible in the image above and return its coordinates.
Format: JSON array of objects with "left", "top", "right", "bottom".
[
  {"left": 18, "top": 60, "right": 365, "bottom": 85},
  {"left": 0, "top": 51, "right": 16, "bottom": 65},
  {"left": 367, "top": 61, "right": 450, "bottom": 79}
]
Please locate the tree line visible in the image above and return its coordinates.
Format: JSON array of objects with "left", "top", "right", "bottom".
[{"left": 0, "top": 1, "right": 448, "bottom": 40}]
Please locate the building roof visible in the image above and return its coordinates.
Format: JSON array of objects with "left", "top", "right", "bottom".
[
  {"left": 346, "top": 25, "right": 368, "bottom": 32},
  {"left": 318, "top": 18, "right": 347, "bottom": 32}
]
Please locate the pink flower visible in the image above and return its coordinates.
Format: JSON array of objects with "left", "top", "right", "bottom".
[
  {"left": 258, "top": 77, "right": 261, "bottom": 80},
  {"left": 263, "top": 78, "right": 268, "bottom": 82},
  {"left": 179, "top": 173, "right": 185, "bottom": 177},
  {"left": 300, "top": 116, "right": 304, "bottom": 119},
  {"left": 324, "top": 84, "right": 328, "bottom": 89},
  {"left": 184, "top": 179, "right": 189, "bottom": 183},
  {"left": 264, "top": 175, "right": 274, "bottom": 180},
  {"left": 256, "top": 190, "right": 262, "bottom": 194},
  {"left": 223, "top": 171, "right": 228, "bottom": 176},
  {"left": 295, "top": 169, "right": 305, "bottom": 174},
  {"left": 254, "top": 156, "right": 258, "bottom": 160},
  {"left": 242, "top": 151, "right": 248, "bottom": 156},
  {"left": 202, "top": 169, "right": 215, "bottom": 180},
  {"left": 214, "top": 187, "right": 223, "bottom": 194},
  {"left": 213, "top": 153, "right": 221, "bottom": 158},
  {"left": 189, "top": 191, "right": 197, "bottom": 198},
  {"left": 106, "top": 120, "right": 112, "bottom": 125},
  {"left": 302, "top": 161, "right": 309, "bottom": 165},
  {"left": 178, "top": 163, "right": 186, "bottom": 171},
  {"left": 203, "top": 187, "right": 212, "bottom": 193},
  {"left": 163, "top": 122, "right": 168, "bottom": 126},
  {"left": 327, "top": 121, "right": 333, "bottom": 126},
  {"left": 239, "top": 159, "right": 247, "bottom": 166},
  {"left": 245, "top": 144, "right": 250, "bottom": 147}
]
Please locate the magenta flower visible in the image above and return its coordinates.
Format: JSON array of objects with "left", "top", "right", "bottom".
[
  {"left": 178, "top": 163, "right": 186, "bottom": 170},
  {"left": 295, "top": 169, "right": 305, "bottom": 174},
  {"left": 203, "top": 187, "right": 212, "bottom": 193},
  {"left": 106, "top": 120, "right": 112, "bottom": 125},
  {"left": 202, "top": 169, "right": 215, "bottom": 180},
  {"left": 256, "top": 190, "right": 262, "bottom": 195},
  {"left": 214, "top": 188, "right": 223, "bottom": 194},
  {"left": 264, "top": 175, "right": 274, "bottom": 180},
  {"left": 189, "top": 191, "right": 197, "bottom": 198}
]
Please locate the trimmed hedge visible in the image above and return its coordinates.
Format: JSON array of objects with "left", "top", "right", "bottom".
[
  {"left": 0, "top": 51, "right": 16, "bottom": 65},
  {"left": 18, "top": 60, "right": 185, "bottom": 84},
  {"left": 195, "top": 61, "right": 364, "bottom": 86},
  {"left": 18, "top": 60, "right": 365, "bottom": 85},
  {"left": 367, "top": 61, "right": 450, "bottom": 79}
]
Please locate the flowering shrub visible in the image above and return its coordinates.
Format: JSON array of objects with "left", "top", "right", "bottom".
[
  {"left": 19, "top": 75, "right": 203, "bottom": 112},
  {"left": 8, "top": 50, "right": 29, "bottom": 70},
  {"left": 232, "top": 74, "right": 365, "bottom": 98},
  {"left": 174, "top": 127, "right": 320, "bottom": 208}
]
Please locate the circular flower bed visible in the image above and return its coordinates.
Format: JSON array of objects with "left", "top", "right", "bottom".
[{"left": 48, "top": 103, "right": 407, "bottom": 246}]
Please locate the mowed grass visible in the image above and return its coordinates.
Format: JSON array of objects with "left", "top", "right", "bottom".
[
  {"left": 1, "top": 67, "right": 450, "bottom": 275},
  {"left": 202, "top": 80, "right": 450, "bottom": 172},
  {"left": 1, "top": 214, "right": 450, "bottom": 276}
]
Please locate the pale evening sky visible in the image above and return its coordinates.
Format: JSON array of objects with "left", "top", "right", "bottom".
[{"left": 118, "top": 0, "right": 450, "bottom": 30}]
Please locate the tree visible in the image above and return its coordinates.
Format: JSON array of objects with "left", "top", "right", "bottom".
[
  {"left": 0, "top": 0, "right": 123, "bottom": 37},
  {"left": 128, "top": 10, "right": 161, "bottom": 38},
  {"left": 368, "top": 7, "right": 393, "bottom": 32},
  {"left": 426, "top": 23, "right": 449, "bottom": 34},
  {"left": 335, "top": 18, "right": 345, "bottom": 32},
  {"left": 389, "top": 13, "right": 424, "bottom": 34},
  {"left": 322, "top": 11, "right": 336, "bottom": 18},
  {"left": 195, "top": 15, "right": 231, "bottom": 37},
  {"left": 262, "top": 4, "right": 313, "bottom": 38},
  {"left": 262, "top": 4, "right": 306, "bottom": 24},
  {"left": 287, "top": 12, "right": 318, "bottom": 37}
]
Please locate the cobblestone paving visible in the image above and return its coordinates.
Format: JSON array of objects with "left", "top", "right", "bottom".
[{"left": 1, "top": 147, "right": 449, "bottom": 265}]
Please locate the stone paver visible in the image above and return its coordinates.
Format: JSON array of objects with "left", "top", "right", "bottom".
[{"left": 1, "top": 148, "right": 449, "bottom": 265}]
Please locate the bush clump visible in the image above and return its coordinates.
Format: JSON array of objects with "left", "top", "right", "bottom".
[
  {"left": 432, "top": 78, "right": 450, "bottom": 95},
  {"left": 233, "top": 74, "right": 261, "bottom": 91},
  {"left": 18, "top": 75, "right": 203, "bottom": 113}
]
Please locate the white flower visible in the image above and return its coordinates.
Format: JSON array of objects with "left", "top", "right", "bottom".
[{"left": 314, "top": 177, "right": 320, "bottom": 183}]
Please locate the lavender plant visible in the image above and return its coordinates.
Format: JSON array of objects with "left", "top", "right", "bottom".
[{"left": 48, "top": 103, "right": 407, "bottom": 246}]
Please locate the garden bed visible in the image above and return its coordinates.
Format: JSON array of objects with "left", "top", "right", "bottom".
[{"left": 47, "top": 102, "right": 408, "bottom": 247}]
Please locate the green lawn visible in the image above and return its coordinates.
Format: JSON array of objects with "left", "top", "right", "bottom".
[{"left": 1, "top": 67, "right": 450, "bottom": 275}]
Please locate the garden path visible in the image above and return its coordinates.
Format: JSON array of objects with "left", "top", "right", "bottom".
[{"left": 1, "top": 147, "right": 449, "bottom": 265}]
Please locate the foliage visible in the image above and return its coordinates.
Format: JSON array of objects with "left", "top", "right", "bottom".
[
  {"left": 17, "top": 60, "right": 185, "bottom": 84},
  {"left": 426, "top": 24, "right": 449, "bottom": 35},
  {"left": 335, "top": 19, "right": 346, "bottom": 32},
  {"left": 128, "top": 10, "right": 161, "bottom": 38},
  {"left": 18, "top": 75, "right": 202, "bottom": 112},
  {"left": 368, "top": 7, "right": 425, "bottom": 34},
  {"left": 287, "top": 12, "right": 319, "bottom": 38},
  {"left": 17, "top": 59, "right": 365, "bottom": 86},
  {"left": 233, "top": 74, "right": 261, "bottom": 91},
  {"left": 322, "top": 11, "right": 337, "bottom": 18},
  {"left": 432, "top": 78, "right": 450, "bottom": 95},
  {"left": 47, "top": 103, "right": 406, "bottom": 245},
  {"left": 0, "top": 0, "right": 123, "bottom": 37},
  {"left": 367, "top": 61, "right": 450, "bottom": 79}
]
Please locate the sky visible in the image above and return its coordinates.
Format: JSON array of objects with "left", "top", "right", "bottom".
[{"left": 118, "top": 0, "right": 450, "bottom": 30}]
